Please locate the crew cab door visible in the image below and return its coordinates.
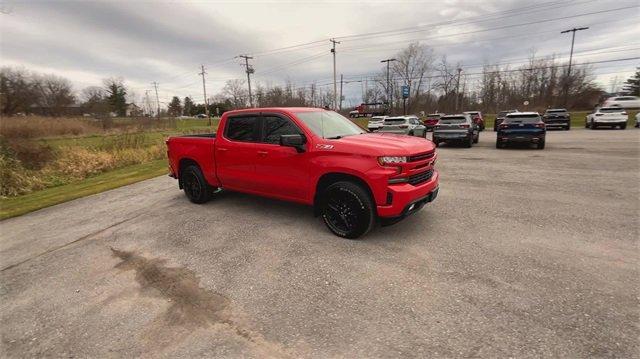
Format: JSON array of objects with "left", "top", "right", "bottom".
[
  {"left": 253, "top": 114, "right": 310, "bottom": 202},
  {"left": 215, "top": 115, "right": 260, "bottom": 191}
]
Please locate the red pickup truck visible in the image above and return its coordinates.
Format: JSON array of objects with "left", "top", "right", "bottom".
[{"left": 166, "top": 107, "right": 439, "bottom": 239}]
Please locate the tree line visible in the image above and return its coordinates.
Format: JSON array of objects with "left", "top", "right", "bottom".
[{"left": 2, "top": 47, "right": 638, "bottom": 117}]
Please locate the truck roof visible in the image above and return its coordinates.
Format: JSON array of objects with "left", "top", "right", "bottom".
[{"left": 225, "top": 107, "right": 327, "bottom": 115}]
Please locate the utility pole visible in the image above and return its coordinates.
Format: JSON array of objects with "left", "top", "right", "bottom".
[
  {"left": 330, "top": 39, "right": 341, "bottom": 110},
  {"left": 454, "top": 68, "right": 462, "bottom": 112},
  {"left": 561, "top": 27, "right": 589, "bottom": 107},
  {"left": 238, "top": 55, "right": 254, "bottom": 107},
  {"left": 339, "top": 74, "right": 344, "bottom": 111},
  {"left": 151, "top": 81, "right": 160, "bottom": 119},
  {"left": 381, "top": 58, "right": 396, "bottom": 114},
  {"left": 144, "top": 90, "right": 151, "bottom": 117},
  {"left": 199, "top": 65, "right": 211, "bottom": 126}
]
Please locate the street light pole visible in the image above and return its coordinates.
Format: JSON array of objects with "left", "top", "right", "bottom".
[
  {"left": 381, "top": 58, "right": 396, "bottom": 114},
  {"left": 561, "top": 27, "right": 589, "bottom": 107}
]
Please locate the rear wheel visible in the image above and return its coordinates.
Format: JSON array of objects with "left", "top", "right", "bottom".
[
  {"left": 181, "top": 165, "right": 213, "bottom": 204},
  {"left": 537, "top": 140, "right": 545, "bottom": 150},
  {"left": 565, "top": 123, "right": 571, "bottom": 131},
  {"left": 496, "top": 141, "right": 504, "bottom": 149},
  {"left": 473, "top": 133, "right": 479, "bottom": 144},
  {"left": 321, "top": 181, "right": 375, "bottom": 239},
  {"left": 620, "top": 123, "right": 627, "bottom": 130}
]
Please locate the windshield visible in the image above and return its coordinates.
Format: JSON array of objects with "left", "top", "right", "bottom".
[
  {"left": 547, "top": 109, "right": 566, "bottom": 113},
  {"left": 504, "top": 114, "right": 540, "bottom": 123},
  {"left": 599, "top": 107, "right": 624, "bottom": 113},
  {"left": 295, "top": 110, "right": 366, "bottom": 139},
  {"left": 440, "top": 116, "right": 466, "bottom": 124}
]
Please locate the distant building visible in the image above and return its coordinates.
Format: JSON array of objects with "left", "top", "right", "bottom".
[{"left": 125, "top": 103, "right": 143, "bottom": 117}]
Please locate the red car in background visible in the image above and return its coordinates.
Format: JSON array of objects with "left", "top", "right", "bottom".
[
  {"left": 464, "top": 111, "right": 485, "bottom": 131},
  {"left": 423, "top": 113, "right": 444, "bottom": 131}
]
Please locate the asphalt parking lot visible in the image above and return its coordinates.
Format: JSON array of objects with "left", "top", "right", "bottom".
[{"left": 1, "top": 128, "right": 638, "bottom": 358}]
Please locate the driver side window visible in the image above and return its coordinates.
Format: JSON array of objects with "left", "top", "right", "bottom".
[{"left": 262, "top": 116, "right": 301, "bottom": 144}]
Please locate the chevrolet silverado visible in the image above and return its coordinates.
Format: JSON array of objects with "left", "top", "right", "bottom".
[{"left": 166, "top": 108, "right": 439, "bottom": 239}]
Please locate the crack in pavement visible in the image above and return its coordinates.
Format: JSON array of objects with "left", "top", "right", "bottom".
[{"left": 0, "top": 213, "right": 144, "bottom": 272}]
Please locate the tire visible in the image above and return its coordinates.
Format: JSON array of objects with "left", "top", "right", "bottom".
[
  {"left": 181, "top": 165, "right": 212, "bottom": 204},
  {"left": 565, "top": 123, "right": 571, "bottom": 131},
  {"left": 585, "top": 120, "right": 589, "bottom": 128},
  {"left": 620, "top": 124, "right": 626, "bottom": 130},
  {"left": 496, "top": 141, "right": 503, "bottom": 149},
  {"left": 321, "top": 181, "right": 375, "bottom": 239},
  {"left": 591, "top": 122, "right": 597, "bottom": 130},
  {"left": 537, "top": 140, "right": 545, "bottom": 149},
  {"left": 433, "top": 137, "right": 439, "bottom": 147},
  {"left": 464, "top": 135, "right": 473, "bottom": 148},
  {"left": 473, "top": 133, "right": 479, "bottom": 144}
]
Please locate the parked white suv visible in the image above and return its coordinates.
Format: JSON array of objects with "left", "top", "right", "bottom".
[
  {"left": 585, "top": 107, "right": 628, "bottom": 130},
  {"left": 379, "top": 115, "right": 427, "bottom": 137},
  {"left": 367, "top": 116, "right": 387, "bottom": 131},
  {"left": 602, "top": 96, "right": 640, "bottom": 109}
]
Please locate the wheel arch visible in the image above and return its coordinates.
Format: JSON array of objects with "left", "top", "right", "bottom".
[
  {"left": 177, "top": 157, "right": 201, "bottom": 189},
  {"left": 313, "top": 172, "right": 376, "bottom": 217}
]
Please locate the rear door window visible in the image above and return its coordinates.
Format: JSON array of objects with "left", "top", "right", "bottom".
[
  {"left": 226, "top": 116, "right": 259, "bottom": 142},
  {"left": 262, "top": 115, "right": 301, "bottom": 144}
]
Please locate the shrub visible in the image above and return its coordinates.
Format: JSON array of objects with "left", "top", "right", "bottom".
[{"left": 0, "top": 141, "right": 45, "bottom": 197}]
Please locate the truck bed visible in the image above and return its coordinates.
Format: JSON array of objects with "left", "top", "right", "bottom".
[{"left": 166, "top": 133, "right": 218, "bottom": 186}]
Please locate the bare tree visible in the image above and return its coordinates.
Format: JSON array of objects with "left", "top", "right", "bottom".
[
  {"left": 32, "top": 73, "right": 75, "bottom": 116},
  {"left": 221, "top": 79, "right": 248, "bottom": 109},
  {"left": 391, "top": 42, "right": 435, "bottom": 112}
]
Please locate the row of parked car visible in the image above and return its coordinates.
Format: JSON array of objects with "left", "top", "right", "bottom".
[{"left": 366, "top": 106, "right": 638, "bottom": 151}]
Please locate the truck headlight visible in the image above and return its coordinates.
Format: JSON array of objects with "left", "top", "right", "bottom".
[{"left": 378, "top": 156, "right": 407, "bottom": 165}]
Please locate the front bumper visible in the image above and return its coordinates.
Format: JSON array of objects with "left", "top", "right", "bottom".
[
  {"left": 368, "top": 124, "right": 383, "bottom": 131},
  {"left": 498, "top": 134, "right": 544, "bottom": 143},
  {"left": 377, "top": 170, "right": 439, "bottom": 217},
  {"left": 433, "top": 131, "right": 470, "bottom": 140},
  {"left": 593, "top": 120, "right": 626, "bottom": 126},
  {"left": 544, "top": 120, "right": 569, "bottom": 128}
]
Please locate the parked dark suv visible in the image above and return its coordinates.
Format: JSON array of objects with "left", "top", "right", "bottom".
[
  {"left": 494, "top": 109, "right": 518, "bottom": 131},
  {"left": 542, "top": 108, "right": 570, "bottom": 130},
  {"left": 433, "top": 114, "right": 479, "bottom": 148},
  {"left": 496, "top": 112, "right": 546, "bottom": 149}
]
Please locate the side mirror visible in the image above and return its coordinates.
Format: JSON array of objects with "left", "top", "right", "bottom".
[{"left": 280, "top": 134, "right": 306, "bottom": 153}]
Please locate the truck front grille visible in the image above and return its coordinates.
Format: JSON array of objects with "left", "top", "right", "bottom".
[
  {"left": 408, "top": 151, "right": 434, "bottom": 162},
  {"left": 408, "top": 169, "right": 434, "bottom": 186}
]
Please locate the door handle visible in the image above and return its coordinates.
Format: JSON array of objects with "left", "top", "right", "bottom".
[
  {"left": 257, "top": 150, "right": 268, "bottom": 157},
  {"left": 217, "top": 147, "right": 228, "bottom": 152}
]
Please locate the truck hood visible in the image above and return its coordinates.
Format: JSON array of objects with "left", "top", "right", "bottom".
[{"left": 323, "top": 133, "right": 435, "bottom": 156}]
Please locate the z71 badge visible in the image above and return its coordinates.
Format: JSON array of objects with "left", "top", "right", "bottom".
[{"left": 316, "top": 144, "right": 334, "bottom": 150}]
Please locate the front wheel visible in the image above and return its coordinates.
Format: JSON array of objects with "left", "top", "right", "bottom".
[
  {"left": 473, "top": 133, "right": 479, "bottom": 143},
  {"left": 537, "top": 140, "right": 545, "bottom": 149},
  {"left": 620, "top": 124, "right": 627, "bottom": 130},
  {"left": 321, "top": 181, "right": 375, "bottom": 239},
  {"left": 181, "top": 165, "right": 213, "bottom": 204}
]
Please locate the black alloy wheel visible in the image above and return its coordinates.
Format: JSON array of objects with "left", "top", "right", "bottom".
[
  {"left": 181, "top": 165, "right": 212, "bottom": 204},
  {"left": 321, "top": 182, "right": 374, "bottom": 239}
]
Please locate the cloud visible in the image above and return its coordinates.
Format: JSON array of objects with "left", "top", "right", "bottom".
[{"left": 1, "top": 0, "right": 637, "bottom": 105}]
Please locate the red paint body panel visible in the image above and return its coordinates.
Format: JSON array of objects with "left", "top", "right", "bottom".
[{"left": 166, "top": 107, "right": 439, "bottom": 218}]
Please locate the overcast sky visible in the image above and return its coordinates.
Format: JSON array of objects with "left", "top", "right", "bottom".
[{"left": 1, "top": 0, "right": 638, "bottom": 106}]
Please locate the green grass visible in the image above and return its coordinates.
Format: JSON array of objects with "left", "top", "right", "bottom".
[{"left": 0, "top": 159, "right": 168, "bottom": 220}]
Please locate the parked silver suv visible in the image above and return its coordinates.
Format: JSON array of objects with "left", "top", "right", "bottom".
[
  {"left": 433, "top": 114, "right": 479, "bottom": 148},
  {"left": 367, "top": 115, "right": 387, "bottom": 131},
  {"left": 378, "top": 115, "right": 427, "bottom": 137}
]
